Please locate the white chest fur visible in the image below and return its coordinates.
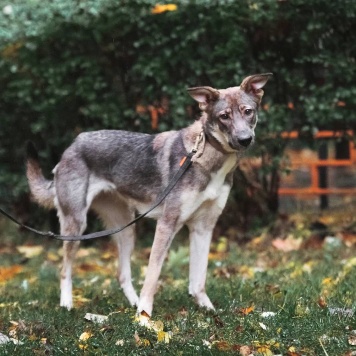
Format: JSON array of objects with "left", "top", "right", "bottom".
[{"left": 179, "top": 154, "right": 237, "bottom": 222}]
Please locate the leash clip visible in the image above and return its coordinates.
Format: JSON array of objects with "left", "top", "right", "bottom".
[{"left": 191, "top": 131, "right": 204, "bottom": 154}]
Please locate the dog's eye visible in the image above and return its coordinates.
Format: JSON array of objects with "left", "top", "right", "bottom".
[
  {"left": 220, "top": 113, "right": 230, "bottom": 120},
  {"left": 244, "top": 109, "right": 253, "bottom": 116}
]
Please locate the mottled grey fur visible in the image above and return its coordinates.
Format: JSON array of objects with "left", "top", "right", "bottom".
[{"left": 26, "top": 73, "right": 272, "bottom": 316}]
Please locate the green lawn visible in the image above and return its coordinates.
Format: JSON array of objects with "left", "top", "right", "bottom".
[{"left": 1, "top": 212, "right": 356, "bottom": 355}]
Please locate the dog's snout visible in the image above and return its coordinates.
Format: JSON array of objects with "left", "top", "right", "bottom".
[{"left": 238, "top": 136, "right": 253, "bottom": 147}]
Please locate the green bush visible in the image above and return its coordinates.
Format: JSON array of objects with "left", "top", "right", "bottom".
[{"left": 0, "top": 0, "right": 355, "bottom": 230}]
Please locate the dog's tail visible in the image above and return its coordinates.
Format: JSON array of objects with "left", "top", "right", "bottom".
[{"left": 26, "top": 142, "right": 56, "bottom": 209}]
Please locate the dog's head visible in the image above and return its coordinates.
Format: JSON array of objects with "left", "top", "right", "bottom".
[{"left": 188, "top": 73, "right": 272, "bottom": 153}]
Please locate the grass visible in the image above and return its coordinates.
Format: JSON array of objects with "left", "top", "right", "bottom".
[{"left": 1, "top": 213, "right": 356, "bottom": 355}]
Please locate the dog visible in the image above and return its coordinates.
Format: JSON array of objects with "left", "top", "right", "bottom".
[{"left": 26, "top": 73, "right": 272, "bottom": 316}]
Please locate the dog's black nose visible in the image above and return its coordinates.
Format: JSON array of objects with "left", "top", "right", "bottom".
[{"left": 238, "top": 137, "right": 252, "bottom": 147}]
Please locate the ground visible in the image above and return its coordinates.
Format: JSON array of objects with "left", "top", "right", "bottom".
[{"left": 0, "top": 205, "right": 356, "bottom": 355}]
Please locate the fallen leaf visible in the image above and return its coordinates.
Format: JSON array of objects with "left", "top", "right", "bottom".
[
  {"left": 272, "top": 236, "right": 302, "bottom": 252},
  {"left": 0, "top": 333, "right": 11, "bottom": 345},
  {"left": 0, "top": 302, "right": 19, "bottom": 308},
  {"left": 0, "top": 265, "right": 22, "bottom": 283},
  {"left": 329, "top": 308, "right": 354, "bottom": 318},
  {"left": 261, "top": 311, "right": 276, "bottom": 318},
  {"left": 202, "top": 339, "right": 212, "bottom": 348},
  {"left": 17, "top": 245, "right": 44, "bottom": 258},
  {"left": 239, "top": 345, "right": 253, "bottom": 356},
  {"left": 317, "top": 296, "right": 327, "bottom": 309},
  {"left": 287, "top": 345, "right": 301, "bottom": 356},
  {"left": 0, "top": 331, "right": 24, "bottom": 346},
  {"left": 216, "top": 237, "right": 229, "bottom": 253},
  {"left": 47, "top": 251, "right": 60, "bottom": 262},
  {"left": 84, "top": 313, "right": 108, "bottom": 324},
  {"left": 259, "top": 322, "right": 267, "bottom": 330},
  {"left": 256, "top": 346, "right": 273, "bottom": 355},
  {"left": 238, "top": 305, "right": 255, "bottom": 316},
  {"left": 79, "top": 331, "right": 93, "bottom": 342},
  {"left": 157, "top": 330, "right": 172, "bottom": 343},
  {"left": 134, "top": 332, "right": 150, "bottom": 347},
  {"left": 213, "top": 340, "right": 230, "bottom": 351}
]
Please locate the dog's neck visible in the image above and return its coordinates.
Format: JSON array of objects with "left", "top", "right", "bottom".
[{"left": 204, "top": 129, "right": 232, "bottom": 155}]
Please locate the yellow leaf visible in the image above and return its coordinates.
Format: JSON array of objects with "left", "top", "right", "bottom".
[
  {"left": 17, "top": 245, "right": 44, "bottom": 258},
  {"left": 78, "top": 343, "right": 88, "bottom": 350},
  {"left": 322, "top": 277, "right": 333, "bottom": 286},
  {"left": 151, "top": 320, "right": 164, "bottom": 332},
  {"left": 256, "top": 346, "right": 273, "bottom": 355},
  {"left": 157, "top": 330, "right": 172, "bottom": 343},
  {"left": 151, "top": 4, "right": 178, "bottom": 14},
  {"left": 239, "top": 265, "right": 255, "bottom": 279},
  {"left": 79, "top": 331, "right": 93, "bottom": 342},
  {"left": 141, "top": 338, "right": 151, "bottom": 346},
  {"left": 47, "top": 251, "right": 60, "bottom": 262},
  {"left": 216, "top": 237, "right": 229, "bottom": 253}
]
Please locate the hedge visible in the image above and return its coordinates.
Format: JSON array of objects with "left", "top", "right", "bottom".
[{"left": 0, "top": 0, "right": 355, "bottom": 230}]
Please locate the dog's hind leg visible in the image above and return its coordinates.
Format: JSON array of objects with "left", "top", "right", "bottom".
[
  {"left": 92, "top": 195, "right": 139, "bottom": 307},
  {"left": 59, "top": 213, "right": 86, "bottom": 310},
  {"left": 55, "top": 160, "right": 89, "bottom": 310}
]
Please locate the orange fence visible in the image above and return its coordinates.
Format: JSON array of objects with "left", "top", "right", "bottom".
[{"left": 278, "top": 130, "right": 356, "bottom": 196}]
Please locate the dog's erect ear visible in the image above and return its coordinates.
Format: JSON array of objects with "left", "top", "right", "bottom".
[
  {"left": 187, "top": 86, "right": 220, "bottom": 110},
  {"left": 240, "top": 73, "right": 273, "bottom": 102}
]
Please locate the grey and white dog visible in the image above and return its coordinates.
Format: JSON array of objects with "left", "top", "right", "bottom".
[{"left": 26, "top": 73, "right": 272, "bottom": 316}]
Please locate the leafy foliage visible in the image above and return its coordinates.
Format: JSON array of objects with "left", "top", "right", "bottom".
[{"left": 0, "top": 0, "right": 355, "bottom": 227}]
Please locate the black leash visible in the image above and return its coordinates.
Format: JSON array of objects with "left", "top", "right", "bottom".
[{"left": 0, "top": 140, "right": 201, "bottom": 241}]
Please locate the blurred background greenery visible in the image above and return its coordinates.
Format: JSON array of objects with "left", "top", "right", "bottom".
[{"left": 0, "top": 0, "right": 355, "bottom": 236}]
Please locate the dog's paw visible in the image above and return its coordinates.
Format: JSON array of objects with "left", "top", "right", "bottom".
[
  {"left": 137, "top": 297, "right": 153, "bottom": 317},
  {"left": 60, "top": 294, "right": 73, "bottom": 310},
  {"left": 127, "top": 293, "right": 139, "bottom": 307},
  {"left": 193, "top": 293, "right": 215, "bottom": 311},
  {"left": 60, "top": 300, "right": 73, "bottom": 310},
  {"left": 122, "top": 285, "right": 139, "bottom": 307}
]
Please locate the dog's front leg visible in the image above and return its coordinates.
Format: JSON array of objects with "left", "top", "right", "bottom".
[
  {"left": 187, "top": 219, "right": 215, "bottom": 310},
  {"left": 137, "top": 218, "right": 182, "bottom": 316},
  {"left": 187, "top": 195, "right": 230, "bottom": 310}
]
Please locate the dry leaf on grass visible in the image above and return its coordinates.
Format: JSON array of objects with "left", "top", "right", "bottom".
[
  {"left": 134, "top": 311, "right": 173, "bottom": 344},
  {"left": 0, "top": 332, "right": 23, "bottom": 345},
  {"left": 238, "top": 305, "right": 255, "bottom": 316},
  {"left": 17, "top": 245, "right": 44, "bottom": 258},
  {"left": 272, "top": 236, "right": 302, "bottom": 252},
  {"left": 84, "top": 313, "right": 108, "bottom": 324},
  {"left": 0, "top": 265, "right": 22, "bottom": 283}
]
